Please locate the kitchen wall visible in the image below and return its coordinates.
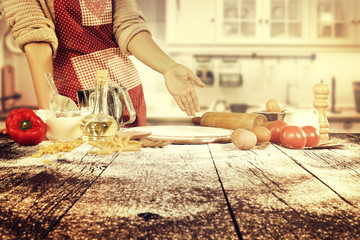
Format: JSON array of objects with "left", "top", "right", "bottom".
[
  {"left": 134, "top": 0, "right": 175, "bottom": 115},
  {"left": 0, "top": 17, "right": 37, "bottom": 109},
  {"left": 180, "top": 51, "right": 360, "bottom": 109},
  {"left": 1, "top": 1, "right": 359, "bottom": 117},
  {"left": 135, "top": 0, "right": 360, "bottom": 115}
]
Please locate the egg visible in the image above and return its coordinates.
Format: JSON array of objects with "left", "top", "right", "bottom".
[
  {"left": 251, "top": 126, "right": 271, "bottom": 144},
  {"left": 265, "top": 99, "right": 282, "bottom": 112},
  {"left": 231, "top": 128, "right": 257, "bottom": 150}
]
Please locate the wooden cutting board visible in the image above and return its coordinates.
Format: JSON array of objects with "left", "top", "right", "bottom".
[{"left": 122, "top": 126, "right": 233, "bottom": 144}]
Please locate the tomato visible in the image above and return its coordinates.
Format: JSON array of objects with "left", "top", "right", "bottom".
[
  {"left": 280, "top": 126, "right": 307, "bottom": 149},
  {"left": 302, "top": 126, "right": 320, "bottom": 147},
  {"left": 267, "top": 120, "right": 287, "bottom": 144}
]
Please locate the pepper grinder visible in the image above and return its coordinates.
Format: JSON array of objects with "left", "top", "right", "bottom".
[{"left": 313, "top": 80, "right": 330, "bottom": 142}]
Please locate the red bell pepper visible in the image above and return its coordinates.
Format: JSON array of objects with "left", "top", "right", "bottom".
[{"left": 6, "top": 108, "right": 47, "bottom": 146}]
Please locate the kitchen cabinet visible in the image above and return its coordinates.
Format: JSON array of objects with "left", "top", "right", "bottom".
[
  {"left": 330, "top": 121, "right": 360, "bottom": 133},
  {"left": 309, "top": 0, "right": 358, "bottom": 45},
  {"left": 165, "top": 0, "right": 217, "bottom": 44},
  {"left": 166, "top": 0, "right": 360, "bottom": 46},
  {"left": 216, "top": 0, "right": 262, "bottom": 44},
  {"left": 328, "top": 110, "right": 360, "bottom": 133},
  {"left": 217, "top": 0, "right": 309, "bottom": 44},
  {"left": 166, "top": 0, "right": 309, "bottom": 45}
]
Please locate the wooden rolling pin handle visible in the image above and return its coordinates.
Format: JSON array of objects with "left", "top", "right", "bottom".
[{"left": 191, "top": 117, "right": 201, "bottom": 125}]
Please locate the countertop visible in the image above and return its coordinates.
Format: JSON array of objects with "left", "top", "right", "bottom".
[
  {"left": 146, "top": 106, "right": 360, "bottom": 122},
  {"left": 1, "top": 106, "right": 359, "bottom": 125},
  {"left": 1, "top": 106, "right": 359, "bottom": 133},
  {"left": 146, "top": 108, "right": 360, "bottom": 133},
  {"left": 326, "top": 108, "right": 360, "bottom": 122},
  {"left": 0, "top": 133, "right": 360, "bottom": 239}
]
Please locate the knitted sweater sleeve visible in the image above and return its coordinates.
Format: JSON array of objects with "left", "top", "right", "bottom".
[
  {"left": 112, "top": 0, "right": 151, "bottom": 56},
  {"left": 0, "top": 0, "right": 58, "bottom": 56}
]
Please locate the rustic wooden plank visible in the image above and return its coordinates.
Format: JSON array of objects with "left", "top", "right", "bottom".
[
  {"left": 0, "top": 142, "right": 118, "bottom": 239},
  {"left": 48, "top": 144, "right": 238, "bottom": 239},
  {"left": 209, "top": 141, "right": 360, "bottom": 239},
  {"left": 274, "top": 135, "right": 360, "bottom": 208},
  {"left": 1, "top": 134, "right": 359, "bottom": 239},
  {"left": 333, "top": 133, "right": 360, "bottom": 144},
  {"left": 0, "top": 136, "right": 39, "bottom": 162}
]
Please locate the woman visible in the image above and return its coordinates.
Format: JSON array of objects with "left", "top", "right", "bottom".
[{"left": 0, "top": 0, "right": 204, "bottom": 133}]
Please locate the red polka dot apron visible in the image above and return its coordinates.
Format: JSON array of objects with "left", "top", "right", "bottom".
[{"left": 53, "top": 0, "right": 146, "bottom": 127}]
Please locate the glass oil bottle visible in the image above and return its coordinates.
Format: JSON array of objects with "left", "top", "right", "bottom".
[{"left": 80, "top": 70, "right": 118, "bottom": 141}]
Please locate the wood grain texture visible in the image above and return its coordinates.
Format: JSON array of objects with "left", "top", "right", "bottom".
[
  {"left": 0, "top": 140, "right": 237, "bottom": 239},
  {"left": 210, "top": 134, "right": 360, "bottom": 239},
  {"left": 0, "top": 134, "right": 359, "bottom": 239},
  {"left": 0, "top": 142, "right": 116, "bottom": 239},
  {"left": 47, "top": 144, "right": 237, "bottom": 239}
]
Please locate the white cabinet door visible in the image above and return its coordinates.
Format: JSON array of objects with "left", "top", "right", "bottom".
[
  {"left": 166, "top": 0, "right": 217, "bottom": 44},
  {"left": 309, "top": 0, "right": 357, "bottom": 45},
  {"left": 216, "top": 0, "right": 308, "bottom": 44},
  {"left": 262, "top": 0, "right": 309, "bottom": 44},
  {"left": 165, "top": 0, "right": 360, "bottom": 46},
  {"left": 216, "top": 0, "right": 263, "bottom": 43}
]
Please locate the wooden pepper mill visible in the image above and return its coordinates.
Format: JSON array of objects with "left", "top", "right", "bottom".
[{"left": 313, "top": 80, "right": 330, "bottom": 142}]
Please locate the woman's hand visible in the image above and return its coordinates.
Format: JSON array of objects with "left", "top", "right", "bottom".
[
  {"left": 0, "top": 129, "right": 7, "bottom": 135},
  {"left": 127, "top": 32, "right": 205, "bottom": 115},
  {"left": 164, "top": 64, "right": 205, "bottom": 116}
]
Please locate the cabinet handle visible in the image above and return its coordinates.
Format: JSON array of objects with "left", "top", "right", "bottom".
[
  {"left": 259, "top": 19, "right": 263, "bottom": 24},
  {"left": 351, "top": 20, "right": 357, "bottom": 25}
]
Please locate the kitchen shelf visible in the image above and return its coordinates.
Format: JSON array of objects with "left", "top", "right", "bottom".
[{"left": 194, "top": 52, "right": 317, "bottom": 61}]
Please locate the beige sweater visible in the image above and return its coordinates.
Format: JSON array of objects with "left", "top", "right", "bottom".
[{"left": 0, "top": 0, "right": 150, "bottom": 57}]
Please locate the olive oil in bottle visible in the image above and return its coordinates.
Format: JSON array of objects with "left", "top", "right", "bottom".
[{"left": 81, "top": 70, "right": 118, "bottom": 141}]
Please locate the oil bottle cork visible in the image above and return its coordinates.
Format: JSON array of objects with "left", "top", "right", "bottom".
[
  {"left": 95, "top": 69, "right": 108, "bottom": 85},
  {"left": 313, "top": 80, "right": 330, "bottom": 142}
]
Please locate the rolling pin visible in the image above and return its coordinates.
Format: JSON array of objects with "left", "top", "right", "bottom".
[{"left": 191, "top": 112, "right": 269, "bottom": 130}]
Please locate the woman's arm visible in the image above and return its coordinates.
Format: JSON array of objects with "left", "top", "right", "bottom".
[
  {"left": 0, "top": 41, "right": 53, "bottom": 134},
  {"left": 24, "top": 43, "right": 54, "bottom": 109},
  {"left": 128, "top": 32, "right": 205, "bottom": 116},
  {"left": 128, "top": 32, "right": 176, "bottom": 73},
  {"left": 1, "top": 0, "right": 58, "bottom": 110},
  {"left": 112, "top": 0, "right": 204, "bottom": 116},
  {"left": 0, "top": 0, "right": 58, "bottom": 55}
]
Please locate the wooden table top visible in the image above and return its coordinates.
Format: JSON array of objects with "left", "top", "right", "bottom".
[{"left": 0, "top": 134, "right": 359, "bottom": 240}]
